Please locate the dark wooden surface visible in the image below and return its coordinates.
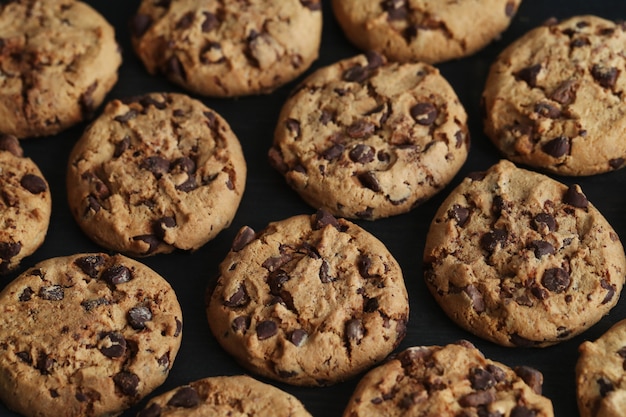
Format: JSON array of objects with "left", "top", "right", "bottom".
[{"left": 3, "top": 1, "right": 626, "bottom": 415}]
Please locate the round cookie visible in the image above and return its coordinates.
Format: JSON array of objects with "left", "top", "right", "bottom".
[
  {"left": 206, "top": 210, "right": 409, "bottom": 386},
  {"left": 0, "top": 134, "right": 51, "bottom": 274},
  {"left": 137, "top": 375, "right": 313, "bottom": 417},
  {"left": 423, "top": 160, "right": 626, "bottom": 347},
  {"left": 66, "top": 92, "right": 247, "bottom": 257},
  {"left": 331, "top": 0, "right": 522, "bottom": 64},
  {"left": 342, "top": 340, "right": 554, "bottom": 417},
  {"left": 577, "top": 319, "right": 626, "bottom": 417},
  {"left": 130, "top": 0, "right": 322, "bottom": 97},
  {"left": 0, "top": 253, "right": 183, "bottom": 417},
  {"left": 0, "top": 0, "right": 121, "bottom": 138},
  {"left": 269, "top": 52, "right": 469, "bottom": 220},
  {"left": 483, "top": 15, "right": 626, "bottom": 176}
]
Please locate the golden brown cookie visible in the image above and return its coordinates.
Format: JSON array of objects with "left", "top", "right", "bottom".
[
  {"left": 343, "top": 341, "right": 554, "bottom": 417},
  {"left": 332, "top": 0, "right": 522, "bottom": 63},
  {"left": 423, "top": 160, "right": 626, "bottom": 347},
  {"left": 0, "top": 253, "right": 183, "bottom": 417},
  {"left": 0, "top": 0, "right": 121, "bottom": 138},
  {"left": 483, "top": 15, "right": 626, "bottom": 176},
  {"left": 66, "top": 92, "right": 247, "bottom": 257},
  {"left": 0, "top": 134, "right": 51, "bottom": 274},
  {"left": 269, "top": 52, "right": 469, "bottom": 220},
  {"left": 130, "top": 0, "right": 322, "bottom": 97},
  {"left": 206, "top": 210, "right": 409, "bottom": 386}
]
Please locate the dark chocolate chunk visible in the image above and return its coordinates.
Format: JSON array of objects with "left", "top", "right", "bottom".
[
  {"left": 534, "top": 102, "right": 561, "bottom": 119},
  {"left": 285, "top": 118, "right": 301, "bottom": 137},
  {"left": 132, "top": 235, "right": 160, "bottom": 254},
  {"left": 365, "top": 50, "right": 384, "bottom": 69},
  {"left": 86, "top": 195, "right": 101, "bottom": 213},
  {"left": 529, "top": 240, "right": 555, "bottom": 258},
  {"left": 465, "top": 285, "right": 485, "bottom": 313},
  {"left": 510, "top": 406, "right": 536, "bottom": 417},
  {"left": 563, "top": 184, "right": 588, "bottom": 208},
  {"left": 300, "top": 0, "right": 321, "bottom": 10},
  {"left": 20, "top": 174, "right": 47, "bottom": 194},
  {"left": 357, "top": 171, "right": 381, "bottom": 192},
  {"left": 16, "top": 351, "right": 32, "bottom": 364},
  {"left": 201, "top": 11, "right": 218, "bottom": 32},
  {"left": 410, "top": 102, "right": 438, "bottom": 125},
  {"left": 345, "top": 318, "right": 364, "bottom": 343},
  {"left": 541, "top": 267, "right": 570, "bottom": 293},
  {"left": 153, "top": 216, "right": 176, "bottom": 240},
  {"left": 542, "top": 136, "right": 570, "bottom": 157},
  {"left": 319, "top": 259, "right": 334, "bottom": 283},
  {"left": 140, "top": 156, "right": 170, "bottom": 178},
  {"left": 176, "top": 11, "right": 195, "bottom": 30},
  {"left": 480, "top": 229, "right": 508, "bottom": 253},
  {"left": 74, "top": 255, "right": 105, "bottom": 278},
  {"left": 486, "top": 364, "right": 507, "bottom": 382},
  {"left": 114, "top": 136, "right": 130, "bottom": 158},
  {"left": 514, "top": 64, "right": 542, "bottom": 87},
  {"left": 591, "top": 65, "right": 618, "bottom": 89},
  {"left": 459, "top": 390, "right": 495, "bottom": 407},
  {"left": 290, "top": 329, "right": 308, "bottom": 347},
  {"left": 322, "top": 143, "right": 344, "bottom": 160},
  {"left": 268, "top": 269, "right": 290, "bottom": 296},
  {"left": 232, "top": 316, "right": 250, "bottom": 333},
  {"left": 167, "top": 386, "right": 200, "bottom": 408},
  {"left": 0, "top": 134, "right": 22, "bottom": 157},
  {"left": 349, "top": 144, "right": 375, "bottom": 163},
  {"left": 448, "top": 204, "right": 470, "bottom": 227},
  {"left": 364, "top": 297, "right": 379, "bottom": 313},
  {"left": 505, "top": 1, "right": 516, "bottom": 16},
  {"left": 601, "top": 279, "right": 616, "bottom": 304},
  {"left": 514, "top": 366, "right": 543, "bottom": 394},
  {"left": 137, "top": 403, "right": 162, "bottom": 417},
  {"left": 609, "top": 158, "right": 624, "bottom": 170},
  {"left": 114, "top": 109, "right": 138, "bottom": 123},
  {"left": 346, "top": 120, "right": 375, "bottom": 138},
  {"left": 99, "top": 332, "right": 126, "bottom": 358},
  {"left": 113, "top": 371, "right": 139, "bottom": 396},
  {"left": 36, "top": 352, "right": 55, "bottom": 374},
  {"left": 175, "top": 176, "right": 198, "bottom": 192},
  {"left": 101, "top": 265, "right": 132, "bottom": 286},
  {"left": 0, "top": 241, "right": 20, "bottom": 260},
  {"left": 81, "top": 298, "right": 109, "bottom": 311},
  {"left": 128, "top": 306, "right": 153, "bottom": 330},
  {"left": 256, "top": 320, "right": 278, "bottom": 340},
  {"left": 224, "top": 285, "right": 249, "bottom": 308},
  {"left": 532, "top": 213, "right": 556, "bottom": 232},
  {"left": 343, "top": 64, "right": 369, "bottom": 83},
  {"left": 313, "top": 209, "right": 341, "bottom": 230},
  {"left": 130, "top": 14, "right": 152, "bottom": 38},
  {"left": 18, "top": 287, "right": 34, "bottom": 302},
  {"left": 550, "top": 79, "right": 577, "bottom": 105},
  {"left": 232, "top": 226, "right": 256, "bottom": 251},
  {"left": 166, "top": 55, "right": 187, "bottom": 80},
  {"left": 39, "top": 285, "right": 64, "bottom": 301}
]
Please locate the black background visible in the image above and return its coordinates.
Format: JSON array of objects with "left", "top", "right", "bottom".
[{"left": 4, "top": 1, "right": 626, "bottom": 416}]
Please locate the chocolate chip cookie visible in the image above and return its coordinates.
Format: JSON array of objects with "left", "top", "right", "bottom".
[
  {"left": 332, "top": 0, "right": 522, "bottom": 64},
  {"left": 66, "top": 92, "right": 247, "bottom": 257},
  {"left": 423, "top": 160, "right": 626, "bottom": 347},
  {"left": 269, "top": 52, "right": 469, "bottom": 220},
  {"left": 130, "top": 0, "right": 322, "bottom": 97},
  {"left": 137, "top": 375, "right": 313, "bottom": 417},
  {"left": 0, "top": 253, "right": 183, "bottom": 417},
  {"left": 483, "top": 15, "right": 626, "bottom": 176},
  {"left": 0, "top": 134, "right": 51, "bottom": 274},
  {"left": 577, "top": 319, "right": 626, "bottom": 417},
  {"left": 342, "top": 340, "right": 554, "bottom": 417},
  {"left": 0, "top": 0, "right": 122, "bottom": 138},
  {"left": 206, "top": 210, "right": 409, "bottom": 386}
]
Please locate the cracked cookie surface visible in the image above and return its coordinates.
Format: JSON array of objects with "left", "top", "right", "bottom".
[
  {"left": 0, "top": 253, "right": 183, "bottom": 417},
  {"left": 269, "top": 53, "right": 469, "bottom": 220},
  {"left": 0, "top": 0, "right": 121, "bottom": 138},
  {"left": 332, "top": 0, "right": 521, "bottom": 64},
  {"left": 130, "top": 0, "right": 322, "bottom": 97},
  {"left": 483, "top": 15, "right": 626, "bottom": 176},
  {"left": 206, "top": 210, "right": 409, "bottom": 386},
  {"left": 423, "top": 160, "right": 626, "bottom": 347},
  {"left": 342, "top": 341, "right": 554, "bottom": 417},
  {"left": 66, "top": 92, "right": 246, "bottom": 257},
  {"left": 137, "top": 375, "right": 312, "bottom": 417},
  {"left": 0, "top": 135, "right": 51, "bottom": 274}
]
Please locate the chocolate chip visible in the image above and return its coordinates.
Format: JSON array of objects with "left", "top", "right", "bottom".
[
  {"left": 256, "top": 320, "right": 278, "bottom": 340},
  {"left": 514, "top": 366, "right": 543, "bottom": 394},
  {"left": 167, "top": 386, "right": 200, "bottom": 408},
  {"left": 319, "top": 259, "right": 334, "bottom": 283},
  {"left": 20, "top": 174, "right": 47, "bottom": 194},
  {"left": 231, "top": 226, "right": 256, "bottom": 252},
  {"left": 505, "top": 1, "right": 516, "bottom": 16},
  {"left": 201, "top": 11, "right": 219, "bottom": 32},
  {"left": 132, "top": 235, "right": 160, "bottom": 254},
  {"left": 16, "top": 351, "right": 31, "bottom": 364},
  {"left": 541, "top": 267, "right": 570, "bottom": 293},
  {"left": 101, "top": 265, "right": 132, "bottom": 286},
  {"left": 224, "top": 285, "right": 249, "bottom": 308},
  {"left": 346, "top": 120, "right": 375, "bottom": 138},
  {"left": 601, "top": 279, "right": 616, "bottom": 304},
  {"left": 285, "top": 118, "right": 301, "bottom": 137},
  {"left": 480, "top": 229, "right": 508, "bottom": 253},
  {"left": 137, "top": 403, "right": 162, "bottom": 417},
  {"left": 18, "top": 287, "right": 34, "bottom": 302},
  {"left": 467, "top": 171, "right": 487, "bottom": 181},
  {"left": 153, "top": 216, "right": 176, "bottom": 241},
  {"left": 542, "top": 136, "right": 570, "bottom": 157},
  {"left": 591, "top": 65, "right": 618, "bottom": 89},
  {"left": 175, "top": 176, "right": 198, "bottom": 192},
  {"left": 529, "top": 240, "right": 555, "bottom": 258},
  {"left": 268, "top": 269, "right": 290, "bottom": 296},
  {"left": 36, "top": 352, "right": 55, "bottom": 375},
  {"left": 448, "top": 204, "right": 470, "bottom": 227},
  {"left": 383, "top": 0, "right": 408, "bottom": 20},
  {"left": 410, "top": 102, "right": 438, "bottom": 125},
  {"left": 514, "top": 64, "right": 542, "bottom": 87},
  {"left": 141, "top": 156, "right": 170, "bottom": 179},
  {"left": 290, "top": 329, "right": 308, "bottom": 346},
  {"left": 534, "top": 102, "right": 561, "bottom": 118},
  {"left": 130, "top": 13, "right": 152, "bottom": 37},
  {"left": 459, "top": 390, "right": 495, "bottom": 407},
  {"left": 510, "top": 333, "right": 536, "bottom": 347},
  {"left": 343, "top": 64, "right": 369, "bottom": 83},
  {"left": 176, "top": 11, "right": 195, "bottom": 30},
  {"left": 313, "top": 209, "right": 341, "bottom": 231},
  {"left": 322, "top": 143, "right": 344, "bottom": 160},
  {"left": 300, "top": 0, "right": 321, "bottom": 10},
  {"left": 0, "top": 134, "right": 22, "bottom": 156},
  {"left": 0, "top": 241, "right": 20, "bottom": 260},
  {"left": 114, "top": 109, "right": 138, "bottom": 123},
  {"left": 358, "top": 255, "right": 374, "bottom": 278},
  {"left": 532, "top": 213, "right": 556, "bottom": 233},
  {"left": 128, "top": 306, "right": 152, "bottom": 330},
  {"left": 510, "top": 405, "right": 536, "bottom": 417},
  {"left": 172, "top": 157, "right": 196, "bottom": 174},
  {"left": 470, "top": 368, "right": 497, "bottom": 391},
  {"left": 549, "top": 79, "right": 577, "bottom": 105},
  {"left": 39, "top": 285, "right": 64, "bottom": 301},
  {"left": 113, "top": 371, "right": 139, "bottom": 396},
  {"left": 364, "top": 297, "right": 379, "bottom": 313},
  {"left": 348, "top": 144, "right": 375, "bottom": 164},
  {"left": 465, "top": 285, "right": 485, "bottom": 313},
  {"left": 86, "top": 195, "right": 101, "bottom": 213},
  {"left": 81, "top": 298, "right": 109, "bottom": 311},
  {"left": 114, "top": 136, "right": 130, "bottom": 158},
  {"left": 74, "top": 255, "right": 105, "bottom": 278},
  {"left": 609, "top": 158, "right": 624, "bottom": 170},
  {"left": 99, "top": 332, "right": 126, "bottom": 358},
  {"left": 166, "top": 55, "right": 186, "bottom": 81},
  {"left": 232, "top": 316, "right": 250, "bottom": 333},
  {"left": 563, "top": 184, "right": 588, "bottom": 208},
  {"left": 357, "top": 171, "right": 381, "bottom": 192},
  {"left": 345, "top": 318, "right": 364, "bottom": 344},
  {"left": 365, "top": 50, "right": 384, "bottom": 69}
]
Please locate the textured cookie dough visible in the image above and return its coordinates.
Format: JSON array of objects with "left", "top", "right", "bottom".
[
  {"left": 0, "top": 0, "right": 121, "bottom": 138},
  {"left": 206, "top": 210, "right": 409, "bottom": 386},
  {"left": 0, "top": 253, "right": 183, "bottom": 417},
  {"left": 269, "top": 52, "right": 469, "bottom": 220},
  {"left": 423, "top": 160, "right": 626, "bottom": 347},
  {"left": 0, "top": 134, "right": 51, "bottom": 274},
  {"left": 483, "top": 15, "right": 626, "bottom": 176},
  {"left": 332, "top": 0, "right": 522, "bottom": 64},
  {"left": 577, "top": 319, "right": 626, "bottom": 417},
  {"left": 67, "top": 92, "right": 246, "bottom": 257},
  {"left": 130, "top": 0, "right": 322, "bottom": 97},
  {"left": 137, "top": 375, "right": 313, "bottom": 417},
  {"left": 342, "top": 340, "right": 554, "bottom": 417}
]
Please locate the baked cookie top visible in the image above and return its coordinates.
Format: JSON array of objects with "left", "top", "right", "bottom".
[
  {"left": 0, "top": 0, "right": 121, "bottom": 138},
  {"left": 0, "top": 135, "right": 51, "bottom": 274},
  {"left": 137, "top": 375, "right": 313, "bottom": 417},
  {"left": 269, "top": 52, "right": 469, "bottom": 220},
  {"left": 423, "top": 160, "right": 626, "bottom": 347},
  {"left": 577, "top": 319, "right": 626, "bottom": 417},
  {"left": 206, "top": 210, "right": 409, "bottom": 386},
  {"left": 332, "top": 0, "right": 522, "bottom": 64},
  {"left": 66, "top": 92, "right": 247, "bottom": 257},
  {"left": 130, "top": 0, "right": 322, "bottom": 97},
  {"left": 342, "top": 340, "right": 554, "bottom": 417},
  {"left": 0, "top": 253, "right": 183, "bottom": 417},
  {"left": 483, "top": 15, "right": 626, "bottom": 176}
]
